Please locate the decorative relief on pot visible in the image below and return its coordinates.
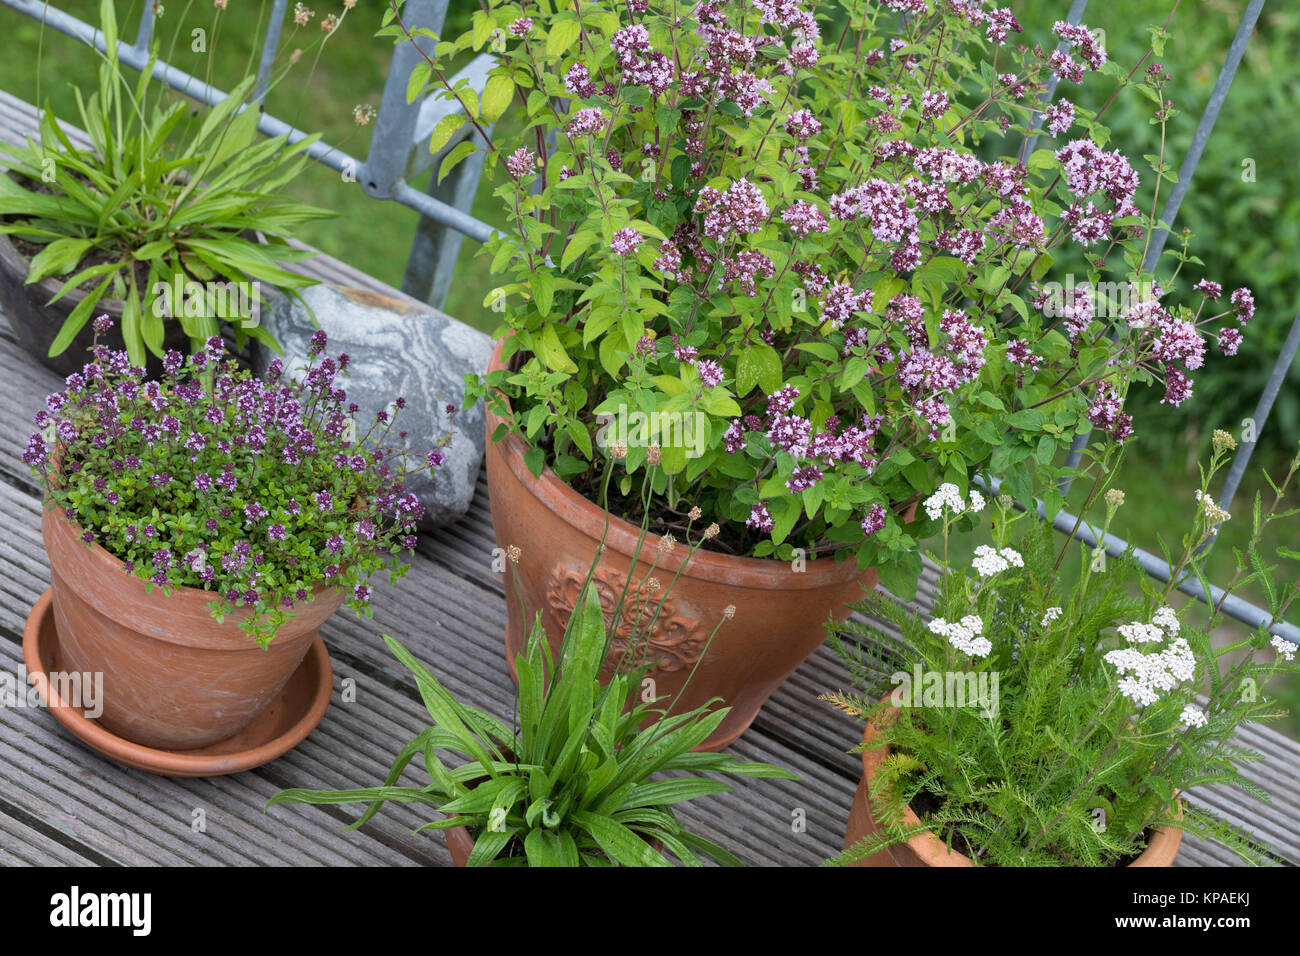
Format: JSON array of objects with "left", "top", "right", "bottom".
[{"left": 545, "top": 566, "right": 707, "bottom": 676}]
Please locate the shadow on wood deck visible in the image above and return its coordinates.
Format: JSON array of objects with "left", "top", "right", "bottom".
[{"left": 0, "top": 90, "right": 1297, "bottom": 867}]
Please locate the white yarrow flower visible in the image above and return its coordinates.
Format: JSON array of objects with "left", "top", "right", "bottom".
[
  {"left": 923, "top": 482, "right": 966, "bottom": 521},
  {"left": 1152, "top": 605, "right": 1180, "bottom": 637},
  {"left": 968, "top": 489, "right": 986, "bottom": 513},
  {"left": 1041, "top": 607, "right": 1063, "bottom": 626},
  {"left": 1194, "top": 489, "right": 1231, "bottom": 523},
  {"left": 929, "top": 615, "right": 991, "bottom": 659},
  {"left": 1180, "top": 704, "right": 1208, "bottom": 728},
  {"left": 1117, "top": 621, "right": 1165, "bottom": 645},
  {"left": 971, "top": 545, "right": 1008, "bottom": 577},
  {"left": 1271, "top": 635, "right": 1298, "bottom": 662}
]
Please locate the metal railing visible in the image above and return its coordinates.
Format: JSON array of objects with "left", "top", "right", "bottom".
[
  {"left": 2, "top": 0, "right": 498, "bottom": 310},
  {"left": 994, "top": 0, "right": 1300, "bottom": 645},
  {"left": 5, "top": 0, "right": 1297, "bottom": 640}
]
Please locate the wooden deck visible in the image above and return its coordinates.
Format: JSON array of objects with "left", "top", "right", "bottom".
[{"left": 1, "top": 91, "right": 1298, "bottom": 867}]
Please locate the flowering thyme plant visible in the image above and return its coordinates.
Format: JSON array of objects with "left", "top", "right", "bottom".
[
  {"left": 822, "top": 433, "right": 1300, "bottom": 866},
  {"left": 394, "top": 0, "right": 1251, "bottom": 597},
  {"left": 24, "top": 318, "right": 452, "bottom": 646}
]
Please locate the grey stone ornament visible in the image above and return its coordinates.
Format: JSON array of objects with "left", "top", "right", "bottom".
[{"left": 252, "top": 283, "right": 492, "bottom": 528}]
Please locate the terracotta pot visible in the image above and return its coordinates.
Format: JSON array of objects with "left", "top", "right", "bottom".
[
  {"left": 484, "top": 337, "right": 905, "bottom": 752},
  {"left": 0, "top": 230, "right": 190, "bottom": 379},
  {"left": 445, "top": 826, "right": 475, "bottom": 866},
  {"left": 443, "top": 823, "right": 663, "bottom": 866},
  {"left": 41, "top": 504, "right": 345, "bottom": 750},
  {"left": 842, "top": 704, "right": 1184, "bottom": 867}
]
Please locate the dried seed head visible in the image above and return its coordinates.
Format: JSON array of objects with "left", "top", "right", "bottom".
[
  {"left": 646, "top": 444, "right": 662, "bottom": 465},
  {"left": 657, "top": 533, "right": 677, "bottom": 554},
  {"left": 610, "top": 440, "right": 628, "bottom": 460},
  {"left": 645, "top": 577, "right": 662, "bottom": 594},
  {"left": 688, "top": 506, "right": 702, "bottom": 521},
  {"left": 506, "top": 544, "right": 522, "bottom": 564},
  {"left": 703, "top": 522, "right": 720, "bottom": 540},
  {"left": 723, "top": 604, "right": 736, "bottom": 620}
]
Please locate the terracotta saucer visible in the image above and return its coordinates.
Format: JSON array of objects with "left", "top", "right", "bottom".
[{"left": 22, "top": 589, "right": 333, "bottom": 777}]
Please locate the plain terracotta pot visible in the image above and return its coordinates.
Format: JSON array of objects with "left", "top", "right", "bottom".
[
  {"left": 484, "top": 338, "right": 905, "bottom": 752},
  {"left": 42, "top": 503, "right": 345, "bottom": 750},
  {"left": 842, "top": 705, "right": 1184, "bottom": 867}
]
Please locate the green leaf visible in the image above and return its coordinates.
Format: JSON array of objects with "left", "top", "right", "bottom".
[
  {"left": 536, "top": 324, "right": 577, "bottom": 373},
  {"left": 546, "top": 19, "right": 582, "bottom": 57},
  {"left": 735, "top": 343, "right": 783, "bottom": 397},
  {"left": 438, "top": 141, "right": 477, "bottom": 185},
  {"left": 428, "top": 114, "right": 466, "bottom": 155},
  {"left": 562, "top": 231, "right": 597, "bottom": 271},
  {"left": 569, "top": 810, "right": 669, "bottom": 867},
  {"left": 533, "top": 270, "right": 555, "bottom": 316},
  {"left": 524, "top": 828, "right": 580, "bottom": 867},
  {"left": 48, "top": 275, "right": 112, "bottom": 359},
  {"left": 481, "top": 74, "right": 516, "bottom": 122},
  {"left": 26, "top": 238, "right": 93, "bottom": 283}
]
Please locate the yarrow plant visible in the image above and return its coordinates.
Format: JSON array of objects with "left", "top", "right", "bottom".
[
  {"left": 822, "top": 436, "right": 1300, "bottom": 865},
  {"left": 25, "top": 317, "right": 453, "bottom": 646},
  {"left": 397, "top": 0, "right": 1252, "bottom": 599}
]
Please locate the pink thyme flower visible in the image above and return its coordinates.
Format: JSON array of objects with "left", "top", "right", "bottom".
[
  {"left": 566, "top": 107, "right": 608, "bottom": 137},
  {"left": 1043, "top": 99, "right": 1075, "bottom": 136},
  {"left": 1194, "top": 279, "right": 1223, "bottom": 300},
  {"left": 785, "top": 109, "right": 822, "bottom": 141},
  {"left": 861, "top": 503, "right": 887, "bottom": 538},
  {"left": 1053, "top": 21, "right": 1106, "bottom": 70},
  {"left": 564, "top": 62, "right": 597, "bottom": 97},
  {"left": 505, "top": 147, "right": 537, "bottom": 180},
  {"left": 1230, "top": 287, "right": 1256, "bottom": 324},
  {"left": 610, "top": 228, "right": 643, "bottom": 257},
  {"left": 1218, "top": 328, "right": 1243, "bottom": 356},
  {"left": 781, "top": 200, "right": 828, "bottom": 238},
  {"left": 746, "top": 502, "right": 775, "bottom": 532},
  {"left": 700, "top": 178, "right": 769, "bottom": 240}
]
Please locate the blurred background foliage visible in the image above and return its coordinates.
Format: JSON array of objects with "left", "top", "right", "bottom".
[{"left": 4, "top": 0, "right": 1299, "bottom": 730}]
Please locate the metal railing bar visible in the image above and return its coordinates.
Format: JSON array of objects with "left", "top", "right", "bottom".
[
  {"left": 394, "top": 178, "right": 497, "bottom": 244},
  {"left": 359, "top": 0, "right": 448, "bottom": 198},
  {"left": 1021, "top": 0, "right": 1087, "bottom": 160},
  {"left": 1215, "top": 308, "right": 1300, "bottom": 520},
  {"left": 1057, "top": 0, "right": 1268, "bottom": 495},
  {"left": 976, "top": 474, "right": 1300, "bottom": 643},
  {"left": 3, "top": 0, "right": 501, "bottom": 242},
  {"left": 132, "top": 1, "right": 152, "bottom": 53},
  {"left": 252, "top": 0, "right": 288, "bottom": 106}
]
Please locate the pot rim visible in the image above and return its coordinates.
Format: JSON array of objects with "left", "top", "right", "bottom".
[
  {"left": 486, "top": 336, "right": 882, "bottom": 590},
  {"left": 856, "top": 698, "right": 1184, "bottom": 867},
  {"left": 0, "top": 219, "right": 130, "bottom": 315}
]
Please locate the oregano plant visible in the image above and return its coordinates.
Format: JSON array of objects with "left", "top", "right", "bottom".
[{"left": 391, "top": 0, "right": 1253, "bottom": 599}]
